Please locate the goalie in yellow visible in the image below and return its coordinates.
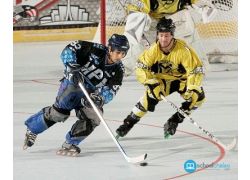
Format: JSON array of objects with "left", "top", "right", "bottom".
[
  {"left": 127, "top": 0, "right": 198, "bottom": 19},
  {"left": 116, "top": 17, "right": 205, "bottom": 138},
  {"left": 122, "top": 0, "right": 217, "bottom": 75}
]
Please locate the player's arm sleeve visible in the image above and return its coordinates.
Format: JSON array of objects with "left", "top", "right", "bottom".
[
  {"left": 135, "top": 48, "right": 156, "bottom": 84},
  {"left": 181, "top": 47, "right": 204, "bottom": 87},
  {"left": 60, "top": 41, "right": 80, "bottom": 67},
  {"left": 60, "top": 40, "right": 91, "bottom": 67},
  {"left": 97, "top": 67, "right": 124, "bottom": 104},
  {"left": 126, "top": 0, "right": 151, "bottom": 13}
]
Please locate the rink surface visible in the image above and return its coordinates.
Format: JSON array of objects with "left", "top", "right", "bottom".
[{"left": 14, "top": 42, "right": 238, "bottom": 180}]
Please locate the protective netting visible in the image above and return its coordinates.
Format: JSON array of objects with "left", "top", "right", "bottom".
[{"left": 97, "top": 0, "right": 237, "bottom": 63}]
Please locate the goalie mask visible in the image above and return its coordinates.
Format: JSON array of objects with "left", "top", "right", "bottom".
[
  {"left": 108, "top": 34, "right": 130, "bottom": 55},
  {"left": 156, "top": 17, "right": 176, "bottom": 36}
]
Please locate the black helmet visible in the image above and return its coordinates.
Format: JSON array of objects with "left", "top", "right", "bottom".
[
  {"left": 156, "top": 17, "right": 176, "bottom": 35},
  {"left": 108, "top": 34, "right": 130, "bottom": 55}
]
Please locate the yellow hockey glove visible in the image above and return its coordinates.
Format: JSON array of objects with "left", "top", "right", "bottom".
[
  {"left": 183, "top": 85, "right": 204, "bottom": 110},
  {"left": 144, "top": 79, "right": 164, "bottom": 100}
]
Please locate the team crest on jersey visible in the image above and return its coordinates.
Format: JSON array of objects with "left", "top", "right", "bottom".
[{"left": 158, "top": 61, "right": 174, "bottom": 73}]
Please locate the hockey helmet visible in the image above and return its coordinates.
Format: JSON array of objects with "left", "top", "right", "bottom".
[
  {"left": 156, "top": 17, "right": 176, "bottom": 35},
  {"left": 108, "top": 34, "right": 130, "bottom": 55}
]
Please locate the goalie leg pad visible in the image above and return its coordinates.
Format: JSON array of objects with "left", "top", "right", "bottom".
[
  {"left": 122, "top": 12, "right": 152, "bottom": 76},
  {"left": 122, "top": 41, "right": 144, "bottom": 76},
  {"left": 125, "top": 12, "right": 152, "bottom": 44}
]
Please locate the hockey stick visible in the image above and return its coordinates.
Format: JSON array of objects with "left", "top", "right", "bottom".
[
  {"left": 160, "top": 95, "right": 237, "bottom": 151},
  {"left": 78, "top": 81, "right": 147, "bottom": 163}
]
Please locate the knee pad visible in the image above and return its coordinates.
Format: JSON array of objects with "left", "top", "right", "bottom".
[
  {"left": 132, "top": 93, "right": 159, "bottom": 117},
  {"left": 70, "top": 119, "right": 95, "bottom": 138},
  {"left": 43, "top": 105, "right": 70, "bottom": 123},
  {"left": 77, "top": 106, "right": 102, "bottom": 127},
  {"left": 132, "top": 100, "right": 147, "bottom": 118}
]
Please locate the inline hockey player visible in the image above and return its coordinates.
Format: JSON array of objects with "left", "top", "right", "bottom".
[
  {"left": 122, "top": 0, "right": 216, "bottom": 75},
  {"left": 116, "top": 17, "right": 205, "bottom": 139},
  {"left": 23, "top": 34, "right": 130, "bottom": 156}
]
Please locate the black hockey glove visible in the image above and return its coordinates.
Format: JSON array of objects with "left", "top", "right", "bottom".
[
  {"left": 81, "top": 93, "right": 104, "bottom": 108},
  {"left": 65, "top": 64, "right": 84, "bottom": 85}
]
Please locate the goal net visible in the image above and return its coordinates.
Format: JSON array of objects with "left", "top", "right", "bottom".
[{"left": 94, "top": 0, "right": 238, "bottom": 65}]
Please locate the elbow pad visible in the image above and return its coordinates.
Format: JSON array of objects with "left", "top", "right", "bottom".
[
  {"left": 98, "top": 87, "right": 115, "bottom": 104},
  {"left": 61, "top": 47, "right": 77, "bottom": 66}
]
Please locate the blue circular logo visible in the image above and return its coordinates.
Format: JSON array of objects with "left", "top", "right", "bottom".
[{"left": 184, "top": 160, "right": 197, "bottom": 173}]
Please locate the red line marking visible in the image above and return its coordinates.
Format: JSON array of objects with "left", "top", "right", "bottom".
[
  {"left": 31, "top": 79, "right": 59, "bottom": 86},
  {"left": 15, "top": 78, "right": 226, "bottom": 179},
  {"left": 111, "top": 119, "right": 226, "bottom": 179},
  {"left": 14, "top": 78, "right": 59, "bottom": 86},
  {"left": 14, "top": 111, "right": 225, "bottom": 179}
]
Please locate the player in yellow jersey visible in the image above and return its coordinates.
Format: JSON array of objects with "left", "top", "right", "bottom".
[
  {"left": 116, "top": 17, "right": 205, "bottom": 138},
  {"left": 122, "top": 0, "right": 217, "bottom": 75}
]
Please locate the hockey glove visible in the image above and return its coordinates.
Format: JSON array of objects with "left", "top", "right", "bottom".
[
  {"left": 65, "top": 64, "right": 84, "bottom": 85},
  {"left": 81, "top": 93, "right": 104, "bottom": 108},
  {"left": 144, "top": 79, "right": 164, "bottom": 100},
  {"left": 182, "top": 85, "right": 205, "bottom": 110}
]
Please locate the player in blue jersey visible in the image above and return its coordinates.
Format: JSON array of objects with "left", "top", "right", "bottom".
[{"left": 23, "top": 34, "right": 129, "bottom": 156}]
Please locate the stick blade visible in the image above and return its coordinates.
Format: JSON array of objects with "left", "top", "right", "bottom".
[
  {"left": 224, "top": 137, "right": 237, "bottom": 151},
  {"left": 126, "top": 153, "right": 147, "bottom": 164}
]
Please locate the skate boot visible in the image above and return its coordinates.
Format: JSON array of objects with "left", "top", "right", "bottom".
[
  {"left": 116, "top": 113, "right": 140, "bottom": 139},
  {"left": 164, "top": 112, "right": 184, "bottom": 139},
  {"left": 23, "top": 129, "right": 37, "bottom": 150},
  {"left": 56, "top": 141, "right": 81, "bottom": 157}
]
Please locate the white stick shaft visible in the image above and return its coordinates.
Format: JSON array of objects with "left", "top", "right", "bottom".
[
  {"left": 79, "top": 82, "right": 147, "bottom": 163},
  {"left": 161, "top": 95, "right": 236, "bottom": 150}
]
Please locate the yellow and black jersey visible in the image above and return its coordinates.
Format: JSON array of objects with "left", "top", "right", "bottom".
[
  {"left": 136, "top": 39, "right": 204, "bottom": 87},
  {"left": 127, "top": 0, "right": 198, "bottom": 19}
]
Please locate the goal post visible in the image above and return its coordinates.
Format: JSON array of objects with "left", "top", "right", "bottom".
[
  {"left": 93, "top": 0, "right": 127, "bottom": 44},
  {"left": 100, "top": 0, "right": 106, "bottom": 45}
]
